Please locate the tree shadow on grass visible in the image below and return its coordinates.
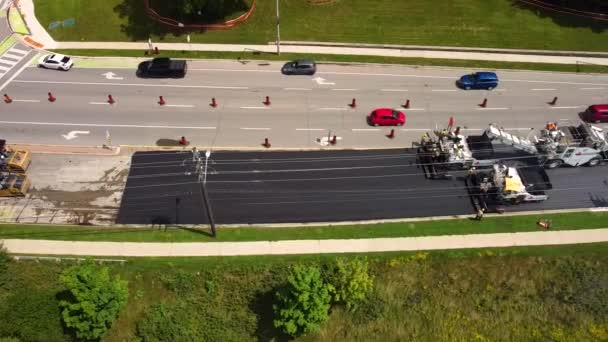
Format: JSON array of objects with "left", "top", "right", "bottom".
[
  {"left": 511, "top": 1, "right": 608, "bottom": 33},
  {"left": 149, "top": 0, "right": 249, "bottom": 24},
  {"left": 250, "top": 287, "right": 290, "bottom": 342},
  {"left": 114, "top": 0, "right": 175, "bottom": 41},
  {"left": 113, "top": 0, "right": 250, "bottom": 41}
]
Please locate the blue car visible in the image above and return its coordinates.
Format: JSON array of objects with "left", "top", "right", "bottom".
[{"left": 457, "top": 72, "right": 498, "bottom": 90}]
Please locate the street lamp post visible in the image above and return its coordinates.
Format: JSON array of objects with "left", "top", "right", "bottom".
[{"left": 276, "top": 0, "right": 281, "bottom": 55}]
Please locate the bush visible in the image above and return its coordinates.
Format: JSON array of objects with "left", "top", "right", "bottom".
[
  {"left": 136, "top": 303, "right": 202, "bottom": 342},
  {"left": 328, "top": 258, "right": 374, "bottom": 311},
  {"left": 273, "top": 265, "right": 334, "bottom": 337},
  {"left": 59, "top": 260, "right": 128, "bottom": 340},
  {"left": 0, "top": 243, "right": 10, "bottom": 286},
  {"left": 0, "top": 286, "right": 67, "bottom": 342}
]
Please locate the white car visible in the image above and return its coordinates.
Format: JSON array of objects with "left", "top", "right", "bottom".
[{"left": 38, "top": 54, "right": 73, "bottom": 71}]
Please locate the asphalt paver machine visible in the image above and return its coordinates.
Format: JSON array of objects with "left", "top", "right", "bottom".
[{"left": 0, "top": 139, "right": 31, "bottom": 172}]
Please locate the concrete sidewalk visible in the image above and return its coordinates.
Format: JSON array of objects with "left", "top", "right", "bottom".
[
  {"left": 2, "top": 229, "right": 607, "bottom": 257},
  {"left": 13, "top": 0, "right": 608, "bottom": 66}
]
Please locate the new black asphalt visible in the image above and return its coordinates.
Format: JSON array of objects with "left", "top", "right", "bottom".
[{"left": 117, "top": 149, "right": 608, "bottom": 225}]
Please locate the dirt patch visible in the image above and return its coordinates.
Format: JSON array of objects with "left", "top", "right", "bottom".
[{"left": 29, "top": 187, "right": 118, "bottom": 209}]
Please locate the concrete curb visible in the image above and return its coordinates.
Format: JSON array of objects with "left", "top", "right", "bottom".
[{"left": 277, "top": 41, "right": 608, "bottom": 59}]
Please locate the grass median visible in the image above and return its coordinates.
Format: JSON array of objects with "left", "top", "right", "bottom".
[
  {"left": 1, "top": 211, "right": 606, "bottom": 242},
  {"left": 35, "top": 0, "right": 608, "bottom": 52},
  {"left": 57, "top": 49, "right": 608, "bottom": 74}
]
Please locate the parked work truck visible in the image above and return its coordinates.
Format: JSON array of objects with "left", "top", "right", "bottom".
[
  {"left": 0, "top": 139, "right": 31, "bottom": 172},
  {"left": 137, "top": 57, "right": 188, "bottom": 78}
]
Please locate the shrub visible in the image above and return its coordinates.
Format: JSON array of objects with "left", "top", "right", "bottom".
[
  {"left": 59, "top": 260, "right": 128, "bottom": 340},
  {"left": 0, "top": 286, "right": 67, "bottom": 342},
  {"left": 136, "top": 303, "right": 202, "bottom": 342},
  {"left": 328, "top": 258, "right": 374, "bottom": 311},
  {"left": 273, "top": 265, "right": 334, "bottom": 337},
  {"left": 0, "top": 243, "right": 10, "bottom": 286}
]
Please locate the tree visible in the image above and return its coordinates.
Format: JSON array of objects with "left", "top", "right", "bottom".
[
  {"left": 329, "top": 258, "right": 374, "bottom": 311},
  {"left": 273, "top": 265, "right": 333, "bottom": 337},
  {"left": 59, "top": 260, "right": 128, "bottom": 340}
]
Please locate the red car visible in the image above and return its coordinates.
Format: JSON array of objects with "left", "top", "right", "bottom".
[
  {"left": 583, "top": 104, "right": 608, "bottom": 123},
  {"left": 368, "top": 108, "right": 406, "bottom": 126}
]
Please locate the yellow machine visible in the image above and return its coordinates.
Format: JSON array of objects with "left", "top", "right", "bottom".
[
  {"left": 0, "top": 140, "right": 31, "bottom": 172},
  {"left": 0, "top": 173, "right": 30, "bottom": 197}
]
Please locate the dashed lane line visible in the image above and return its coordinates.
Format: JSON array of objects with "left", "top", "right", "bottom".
[
  {"left": 531, "top": 88, "right": 556, "bottom": 91},
  {"left": 550, "top": 106, "right": 583, "bottom": 109},
  {"left": 13, "top": 80, "right": 250, "bottom": 90},
  {"left": 0, "top": 121, "right": 217, "bottom": 130},
  {"left": 284, "top": 87, "right": 311, "bottom": 91},
  {"left": 164, "top": 104, "right": 195, "bottom": 108}
]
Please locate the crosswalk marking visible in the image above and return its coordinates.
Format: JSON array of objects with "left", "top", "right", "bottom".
[{"left": 0, "top": 43, "right": 32, "bottom": 79}]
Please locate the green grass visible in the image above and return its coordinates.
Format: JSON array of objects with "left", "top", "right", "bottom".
[
  {"left": 2, "top": 243, "right": 607, "bottom": 341},
  {"left": 1, "top": 211, "right": 607, "bottom": 242},
  {"left": 0, "top": 35, "right": 16, "bottom": 56},
  {"left": 8, "top": 7, "right": 28, "bottom": 35},
  {"left": 35, "top": 0, "right": 608, "bottom": 51},
  {"left": 57, "top": 49, "right": 608, "bottom": 74}
]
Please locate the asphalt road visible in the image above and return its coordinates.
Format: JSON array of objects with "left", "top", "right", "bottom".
[
  {"left": 1, "top": 60, "right": 607, "bottom": 148},
  {"left": 117, "top": 149, "right": 608, "bottom": 225}
]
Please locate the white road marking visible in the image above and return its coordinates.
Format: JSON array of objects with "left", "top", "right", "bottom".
[
  {"left": 296, "top": 128, "right": 325, "bottom": 131},
  {"left": 313, "top": 77, "right": 335, "bottom": 85},
  {"left": 240, "top": 106, "right": 269, "bottom": 109},
  {"left": 240, "top": 127, "right": 271, "bottom": 130},
  {"left": 580, "top": 87, "right": 605, "bottom": 90},
  {"left": 13, "top": 80, "right": 249, "bottom": 90},
  {"left": 352, "top": 128, "right": 380, "bottom": 132},
  {"left": 0, "top": 121, "right": 216, "bottom": 130},
  {"left": 164, "top": 104, "right": 195, "bottom": 108},
  {"left": 0, "top": 53, "right": 36, "bottom": 92},
  {"left": 331, "top": 88, "right": 357, "bottom": 91},
  {"left": 89, "top": 102, "right": 110, "bottom": 105},
  {"left": 189, "top": 68, "right": 277, "bottom": 73},
  {"left": 319, "top": 107, "right": 348, "bottom": 111},
  {"left": 550, "top": 106, "right": 582, "bottom": 109},
  {"left": 476, "top": 107, "right": 509, "bottom": 110},
  {"left": 531, "top": 88, "right": 556, "bottom": 91},
  {"left": 381, "top": 89, "right": 408, "bottom": 92},
  {"left": 284, "top": 87, "right": 311, "bottom": 91},
  {"left": 102, "top": 71, "right": 124, "bottom": 80},
  {"left": 61, "top": 130, "right": 90, "bottom": 140},
  {"left": 12, "top": 99, "right": 40, "bottom": 103},
  {"left": 431, "top": 89, "right": 457, "bottom": 92}
]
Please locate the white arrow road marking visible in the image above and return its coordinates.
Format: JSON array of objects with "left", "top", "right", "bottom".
[
  {"left": 102, "top": 72, "right": 124, "bottom": 80},
  {"left": 312, "top": 77, "right": 335, "bottom": 85},
  {"left": 61, "top": 130, "right": 90, "bottom": 140},
  {"left": 316, "top": 136, "right": 343, "bottom": 146}
]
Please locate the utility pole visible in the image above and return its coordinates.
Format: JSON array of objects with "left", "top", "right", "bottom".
[
  {"left": 189, "top": 148, "right": 216, "bottom": 237},
  {"left": 276, "top": 0, "right": 281, "bottom": 55}
]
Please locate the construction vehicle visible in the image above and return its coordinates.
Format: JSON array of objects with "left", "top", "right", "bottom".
[
  {"left": 0, "top": 139, "right": 31, "bottom": 172},
  {"left": 417, "top": 118, "right": 608, "bottom": 173},
  {"left": 415, "top": 117, "right": 536, "bottom": 179},
  {"left": 533, "top": 121, "right": 608, "bottom": 168},
  {"left": 0, "top": 172, "right": 30, "bottom": 197},
  {"left": 466, "top": 163, "right": 551, "bottom": 211}
]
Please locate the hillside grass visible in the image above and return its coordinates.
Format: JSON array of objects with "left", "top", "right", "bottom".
[
  {"left": 34, "top": 0, "right": 608, "bottom": 51},
  {"left": 1, "top": 243, "right": 607, "bottom": 341}
]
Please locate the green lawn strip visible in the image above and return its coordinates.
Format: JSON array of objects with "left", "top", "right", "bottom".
[
  {"left": 8, "top": 7, "right": 29, "bottom": 35},
  {"left": 56, "top": 49, "right": 608, "bottom": 74},
  {"left": 34, "top": 0, "right": 608, "bottom": 52},
  {"left": 1, "top": 211, "right": 606, "bottom": 242},
  {"left": 0, "top": 35, "right": 16, "bottom": 56}
]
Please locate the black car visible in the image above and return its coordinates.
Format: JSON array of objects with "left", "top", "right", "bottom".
[
  {"left": 281, "top": 59, "right": 316, "bottom": 75},
  {"left": 137, "top": 57, "right": 187, "bottom": 78}
]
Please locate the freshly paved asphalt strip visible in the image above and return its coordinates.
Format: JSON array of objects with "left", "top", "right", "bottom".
[
  {"left": 0, "top": 60, "right": 606, "bottom": 148},
  {"left": 3, "top": 229, "right": 607, "bottom": 257},
  {"left": 117, "top": 149, "right": 608, "bottom": 225}
]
